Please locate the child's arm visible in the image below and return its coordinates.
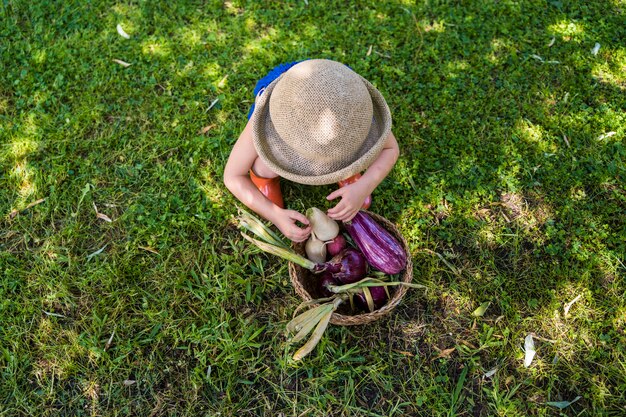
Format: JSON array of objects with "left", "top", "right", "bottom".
[
  {"left": 224, "top": 121, "right": 312, "bottom": 242},
  {"left": 326, "top": 131, "right": 400, "bottom": 221}
]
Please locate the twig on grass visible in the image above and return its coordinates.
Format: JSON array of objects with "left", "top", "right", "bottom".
[
  {"left": 564, "top": 294, "right": 582, "bottom": 317},
  {"left": 8, "top": 198, "right": 46, "bottom": 219}
]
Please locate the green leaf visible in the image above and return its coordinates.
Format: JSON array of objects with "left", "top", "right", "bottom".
[
  {"left": 545, "top": 396, "right": 581, "bottom": 409},
  {"left": 472, "top": 301, "right": 491, "bottom": 317}
]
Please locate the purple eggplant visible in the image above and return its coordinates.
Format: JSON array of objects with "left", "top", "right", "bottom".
[
  {"left": 355, "top": 286, "right": 389, "bottom": 312},
  {"left": 315, "top": 248, "right": 368, "bottom": 284},
  {"left": 343, "top": 211, "right": 406, "bottom": 274}
]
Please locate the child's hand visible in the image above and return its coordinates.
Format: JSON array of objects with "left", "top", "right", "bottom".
[
  {"left": 274, "top": 209, "right": 311, "bottom": 242},
  {"left": 326, "top": 181, "right": 370, "bottom": 222}
]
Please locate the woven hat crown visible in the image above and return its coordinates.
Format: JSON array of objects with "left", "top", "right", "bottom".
[
  {"left": 251, "top": 59, "right": 392, "bottom": 185},
  {"left": 269, "top": 60, "right": 373, "bottom": 162}
]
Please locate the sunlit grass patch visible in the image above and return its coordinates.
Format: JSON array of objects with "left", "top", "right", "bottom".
[
  {"left": 548, "top": 19, "right": 586, "bottom": 40},
  {"left": 141, "top": 39, "right": 172, "bottom": 57},
  {"left": 9, "top": 138, "right": 38, "bottom": 161}
]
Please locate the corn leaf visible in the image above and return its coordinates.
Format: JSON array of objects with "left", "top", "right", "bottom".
[
  {"left": 329, "top": 278, "right": 426, "bottom": 294},
  {"left": 291, "top": 296, "right": 338, "bottom": 318},
  {"left": 362, "top": 287, "right": 375, "bottom": 312},
  {"left": 237, "top": 207, "right": 287, "bottom": 248},
  {"left": 293, "top": 309, "right": 333, "bottom": 361},
  {"left": 287, "top": 304, "right": 330, "bottom": 334},
  {"left": 290, "top": 304, "right": 333, "bottom": 344},
  {"left": 240, "top": 233, "right": 315, "bottom": 270}
]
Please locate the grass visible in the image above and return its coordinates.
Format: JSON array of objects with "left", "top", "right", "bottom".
[{"left": 1, "top": 0, "right": 625, "bottom": 415}]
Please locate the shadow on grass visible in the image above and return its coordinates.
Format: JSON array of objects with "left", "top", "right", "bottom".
[{"left": 1, "top": 0, "right": 625, "bottom": 415}]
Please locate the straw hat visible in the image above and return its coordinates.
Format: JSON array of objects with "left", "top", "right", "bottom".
[{"left": 250, "top": 59, "right": 392, "bottom": 185}]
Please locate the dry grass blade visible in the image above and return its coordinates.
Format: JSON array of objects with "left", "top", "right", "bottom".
[
  {"left": 112, "top": 59, "right": 131, "bottom": 67},
  {"left": 139, "top": 246, "right": 159, "bottom": 254},
  {"left": 206, "top": 98, "right": 219, "bottom": 112}
]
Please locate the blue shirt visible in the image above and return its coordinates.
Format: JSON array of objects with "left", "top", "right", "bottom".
[{"left": 247, "top": 61, "right": 302, "bottom": 120}]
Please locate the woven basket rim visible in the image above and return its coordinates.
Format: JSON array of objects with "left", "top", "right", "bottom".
[{"left": 289, "top": 210, "right": 412, "bottom": 326}]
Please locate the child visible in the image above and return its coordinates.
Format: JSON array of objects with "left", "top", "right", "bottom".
[{"left": 224, "top": 59, "right": 399, "bottom": 242}]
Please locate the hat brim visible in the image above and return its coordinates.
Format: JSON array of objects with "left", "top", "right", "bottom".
[{"left": 250, "top": 72, "right": 392, "bottom": 186}]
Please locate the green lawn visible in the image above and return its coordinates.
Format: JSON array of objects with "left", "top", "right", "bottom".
[{"left": 1, "top": 0, "right": 625, "bottom": 415}]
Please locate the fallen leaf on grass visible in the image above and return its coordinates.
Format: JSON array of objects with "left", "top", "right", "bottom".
[
  {"left": 473, "top": 301, "right": 491, "bottom": 317},
  {"left": 484, "top": 368, "right": 497, "bottom": 378},
  {"left": 591, "top": 42, "right": 600, "bottom": 56},
  {"left": 597, "top": 131, "right": 616, "bottom": 141},
  {"left": 8, "top": 198, "right": 47, "bottom": 219},
  {"left": 434, "top": 347, "right": 455, "bottom": 360},
  {"left": 97, "top": 213, "right": 113, "bottom": 222},
  {"left": 366, "top": 45, "right": 373, "bottom": 56},
  {"left": 123, "top": 380, "right": 136, "bottom": 387},
  {"left": 393, "top": 350, "right": 415, "bottom": 357},
  {"left": 523, "top": 334, "right": 536, "bottom": 368},
  {"left": 105, "top": 330, "right": 115, "bottom": 350},
  {"left": 93, "top": 202, "right": 113, "bottom": 222},
  {"left": 548, "top": 37, "right": 555, "bottom": 47},
  {"left": 87, "top": 244, "right": 108, "bottom": 260},
  {"left": 117, "top": 24, "right": 131, "bottom": 39},
  {"left": 112, "top": 59, "right": 131, "bottom": 67},
  {"left": 198, "top": 124, "right": 216, "bottom": 135},
  {"left": 546, "top": 396, "right": 581, "bottom": 409}
]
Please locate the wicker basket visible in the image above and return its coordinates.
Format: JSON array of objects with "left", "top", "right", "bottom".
[{"left": 289, "top": 210, "right": 413, "bottom": 326}]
